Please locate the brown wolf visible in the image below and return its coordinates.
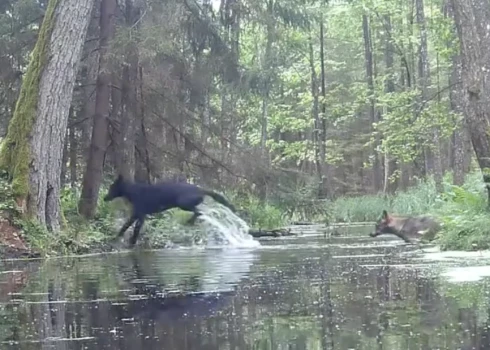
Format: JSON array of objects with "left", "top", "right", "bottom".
[{"left": 369, "top": 210, "right": 441, "bottom": 243}]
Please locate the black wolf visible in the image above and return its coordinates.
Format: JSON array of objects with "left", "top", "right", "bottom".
[
  {"left": 369, "top": 210, "right": 441, "bottom": 243},
  {"left": 103, "top": 175, "right": 236, "bottom": 246}
]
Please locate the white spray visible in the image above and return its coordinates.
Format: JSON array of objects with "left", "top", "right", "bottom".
[{"left": 197, "top": 204, "right": 261, "bottom": 248}]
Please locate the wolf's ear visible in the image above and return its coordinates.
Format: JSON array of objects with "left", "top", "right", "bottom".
[
  {"left": 116, "top": 174, "right": 124, "bottom": 182},
  {"left": 382, "top": 210, "right": 389, "bottom": 220}
]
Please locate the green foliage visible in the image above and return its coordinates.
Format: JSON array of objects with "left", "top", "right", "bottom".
[
  {"left": 391, "top": 178, "right": 442, "bottom": 215},
  {"left": 330, "top": 194, "right": 389, "bottom": 223},
  {"left": 0, "top": 171, "right": 19, "bottom": 215},
  {"left": 225, "top": 190, "right": 286, "bottom": 230},
  {"left": 434, "top": 173, "right": 490, "bottom": 251},
  {"left": 329, "top": 178, "right": 442, "bottom": 223}
]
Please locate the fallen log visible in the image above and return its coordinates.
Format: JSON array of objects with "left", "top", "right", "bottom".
[
  {"left": 290, "top": 221, "right": 316, "bottom": 226},
  {"left": 248, "top": 228, "right": 295, "bottom": 238}
]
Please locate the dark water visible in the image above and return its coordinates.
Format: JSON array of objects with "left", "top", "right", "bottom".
[{"left": 1, "top": 226, "right": 490, "bottom": 349}]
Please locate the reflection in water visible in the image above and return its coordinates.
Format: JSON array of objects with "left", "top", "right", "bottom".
[{"left": 1, "top": 233, "right": 490, "bottom": 349}]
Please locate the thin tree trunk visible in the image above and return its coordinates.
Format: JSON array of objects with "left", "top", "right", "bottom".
[
  {"left": 78, "top": 0, "right": 117, "bottom": 218},
  {"left": 134, "top": 66, "right": 151, "bottom": 183},
  {"left": 362, "top": 14, "right": 382, "bottom": 193},
  {"left": 116, "top": 0, "right": 144, "bottom": 181},
  {"left": 260, "top": 0, "right": 273, "bottom": 155},
  {"left": 416, "top": 0, "right": 443, "bottom": 192},
  {"left": 79, "top": 4, "right": 99, "bottom": 160},
  {"left": 319, "top": 15, "right": 331, "bottom": 198},
  {"left": 308, "top": 33, "right": 323, "bottom": 195},
  {"left": 383, "top": 15, "right": 397, "bottom": 194},
  {"left": 117, "top": 64, "right": 136, "bottom": 180}
]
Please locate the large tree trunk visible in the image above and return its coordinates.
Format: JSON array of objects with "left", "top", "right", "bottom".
[
  {"left": 78, "top": 0, "right": 117, "bottom": 218},
  {"left": 446, "top": 0, "right": 471, "bottom": 186},
  {"left": 451, "top": 0, "right": 490, "bottom": 204},
  {"left": 362, "top": 14, "right": 382, "bottom": 193},
  {"left": 0, "top": 0, "right": 95, "bottom": 231}
]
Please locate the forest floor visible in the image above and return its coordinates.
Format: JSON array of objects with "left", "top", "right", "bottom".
[{"left": 0, "top": 213, "right": 40, "bottom": 259}]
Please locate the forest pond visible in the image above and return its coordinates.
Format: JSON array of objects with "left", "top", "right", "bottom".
[{"left": 2, "top": 226, "right": 490, "bottom": 349}]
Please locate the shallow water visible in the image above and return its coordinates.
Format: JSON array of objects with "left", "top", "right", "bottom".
[{"left": 2, "top": 226, "right": 490, "bottom": 349}]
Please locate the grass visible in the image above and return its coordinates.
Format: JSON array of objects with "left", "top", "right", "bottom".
[{"left": 329, "top": 177, "right": 442, "bottom": 223}]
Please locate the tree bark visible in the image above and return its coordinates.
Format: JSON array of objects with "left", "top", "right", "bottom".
[
  {"left": 68, "top": 117, "right": 77, "bottom": 188},
  {"left": 446, "top": 0, "right": 471, "bottom": 186},
  {"left": 451, "top": 0, "right": 490, "bottom": 203},
  {"left": 448, "top": 45, "right": 466, "bottom": 185},
  {"left": 60, "top": 107, "right": 75, "bottom": 187},
  {"left": 60, "top": 131, "right": 69, "bottom": 187},
  {"left": 0, "top": 0, "right": 95, "bottom": 231},
  {"left": 78, "top": 0, "right": 117, "bottom": 218}
]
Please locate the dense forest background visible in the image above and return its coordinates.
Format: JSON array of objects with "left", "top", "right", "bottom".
[{"left": 1, "top": 0, "right": 489, "bottom": 250}]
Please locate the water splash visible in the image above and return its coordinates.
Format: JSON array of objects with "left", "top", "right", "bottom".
[{"left": 198, "top": 204, "right": 261, "bottom": 248}]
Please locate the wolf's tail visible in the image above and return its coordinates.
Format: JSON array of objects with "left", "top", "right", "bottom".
[{"left": 202, "top": 189, "right": 236, "bottom": 212}]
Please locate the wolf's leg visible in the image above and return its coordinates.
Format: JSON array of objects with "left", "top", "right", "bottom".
[
  {"left": 129, "top": 216, "right": 146, "bottom": 247},
  {"left": 395, "top": 230, "right": 412, "bottom": 244},
  {"left": 186, "top": 210, "right": 202, "bottom": 225},
  {"left": 118, "top": 215, "right": 137, "bottom": 238},
  {"left": 177, "top": 195, "right": 204, "bottom": 225}
]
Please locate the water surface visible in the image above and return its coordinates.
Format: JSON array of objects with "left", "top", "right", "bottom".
[{"left": 1, "top": 226, "right": 490, "bottom": 349}]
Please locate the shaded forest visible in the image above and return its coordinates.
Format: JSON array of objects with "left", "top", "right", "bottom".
[{"left": 0, "top": 0, "right": 489, "bottom": 249}]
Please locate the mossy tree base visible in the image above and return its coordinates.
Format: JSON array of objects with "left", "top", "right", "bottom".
[{"left": 0, "top": 0, "right": 95, "bottom": 231}]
